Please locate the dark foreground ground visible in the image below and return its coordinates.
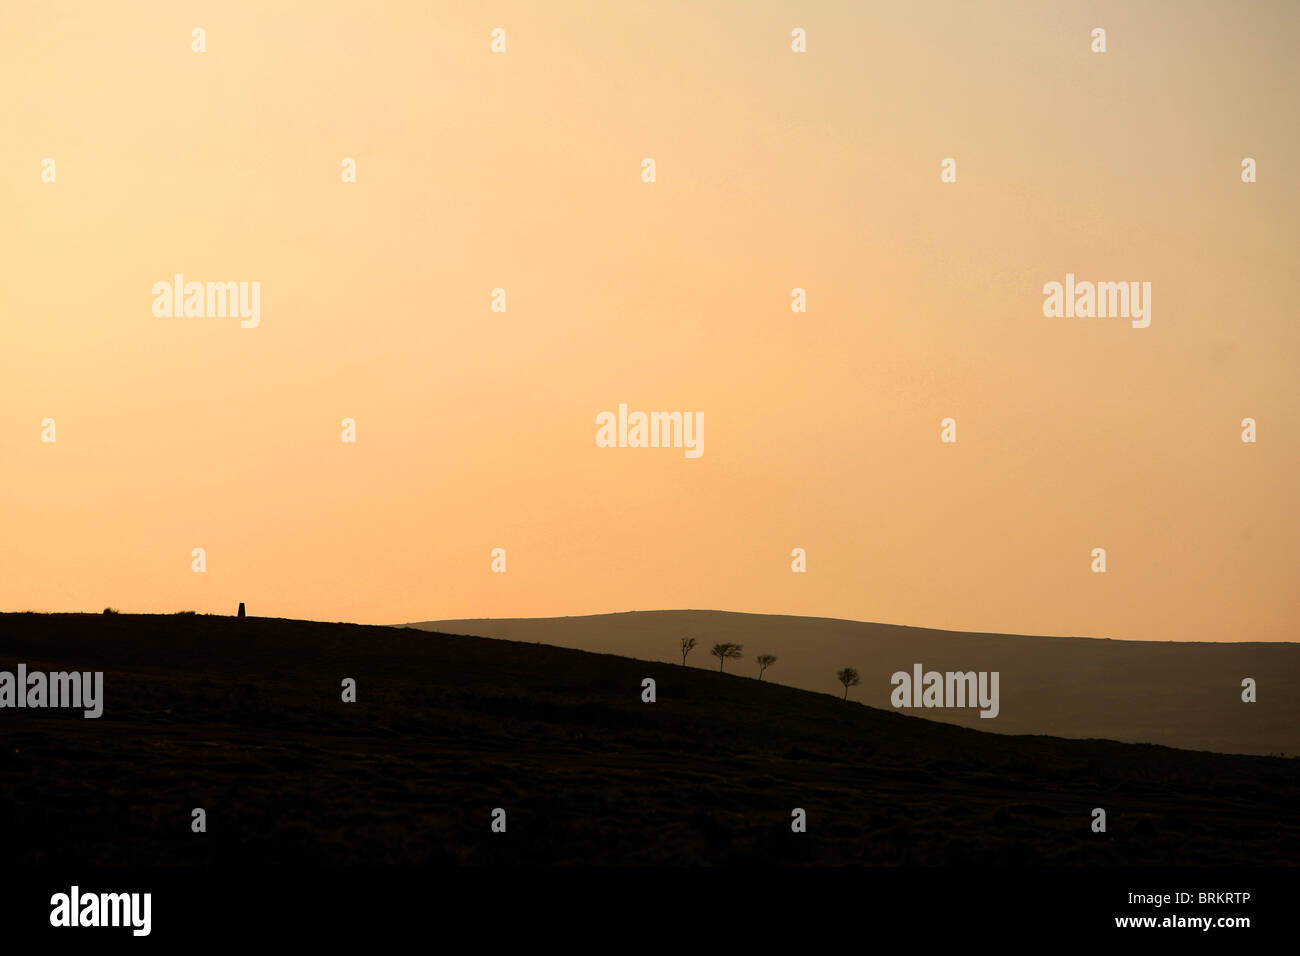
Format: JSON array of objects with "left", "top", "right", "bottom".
[{"left": 1, "top": 613, "right": 1297, "bottom": 866}]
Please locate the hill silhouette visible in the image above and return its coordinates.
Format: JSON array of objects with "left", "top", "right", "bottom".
[
  {"left": 410, "top": 610, "right": 1300, "bottom": 756},
  {"left": 2, "top": 612, "right": 1297, "bottom": 866}
]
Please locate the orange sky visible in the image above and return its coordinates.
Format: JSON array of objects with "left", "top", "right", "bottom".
[{"left": 2, "top": 0, "right": 1297, "bottom": 642}]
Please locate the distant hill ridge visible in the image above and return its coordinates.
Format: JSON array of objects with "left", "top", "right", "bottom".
[{"left": 407, "top": 609, "right": 1300, "bottom": 756}]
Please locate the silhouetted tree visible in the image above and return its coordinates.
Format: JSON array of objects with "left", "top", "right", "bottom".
[
  {"left": 711, "top": 642, "right": 744, "bottom": 672},
  {"left": 756, "top": 654, "right": 777, "bottom": 680},
  {"left": 837, "top": 667, "right": 860, "bottom": 700},
  {"left": 680, "top": 636, "right": 697, "bottom": 665}
]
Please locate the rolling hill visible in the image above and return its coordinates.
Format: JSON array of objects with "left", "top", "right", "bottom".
[
  {"left": 1, "top": 611, "right": 1297, "bottom": 866},
  {"left": 409, "top": 610, "right": 1300, "bottom": 756}
]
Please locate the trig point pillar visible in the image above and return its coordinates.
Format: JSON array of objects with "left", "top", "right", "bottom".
[{"left": 237, "top": 602, "right": 246, "bottom": 618}]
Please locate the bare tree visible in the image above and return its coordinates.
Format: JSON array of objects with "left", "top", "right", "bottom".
[
  {"left": 680, "top": 636, "right": 697, "bottom": 665},
  {"left": 710, "top": 642, "right": 744, "bottom": 672},
  {"left": 837, "top": 667, "right": 861, "bottom": 700},
  {"left": 756, "top": 654, "right": 777, "bottom": 680}
]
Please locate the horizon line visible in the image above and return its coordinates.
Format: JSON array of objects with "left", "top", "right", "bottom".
[{"left": 4, "top": 607, "right": 1292, "bottom": 647}]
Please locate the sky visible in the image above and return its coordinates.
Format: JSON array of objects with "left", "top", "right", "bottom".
[{"left": 1, "top": 0, "right": 1296, "bottom": 642}]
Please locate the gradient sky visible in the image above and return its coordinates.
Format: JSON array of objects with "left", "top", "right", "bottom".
[{"left": 2, "top": 0, "right": 1297, "bottom": 642}]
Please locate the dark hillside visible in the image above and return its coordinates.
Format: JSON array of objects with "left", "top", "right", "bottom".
[{"left": 1, "top": 613, "right": 1296, "bottom": 866}]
